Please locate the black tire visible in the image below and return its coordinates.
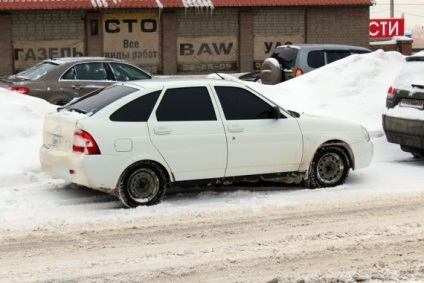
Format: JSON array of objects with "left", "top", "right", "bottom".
[
  {"left": 307, "top": 147, "right": 351, "bottom": 188},
  {"left": 117, "top": 161, "right": 168, "bottom": 208},
  {"left": 411, "top": 152, "right": 424, "bottom": 159}
]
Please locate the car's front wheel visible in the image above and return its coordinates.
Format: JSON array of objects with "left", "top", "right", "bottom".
[
  {"left": 117, "top": 161, "right": 168, "bottom": 208},
  {"left": 307, "top": 147, "right": 351, "bottom": 188}
]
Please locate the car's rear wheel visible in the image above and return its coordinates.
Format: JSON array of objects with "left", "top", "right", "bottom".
[
  {"left": 307, "top": 147, "right": 351, "bottom": 188},
  {"left": 117, "top": 161, "right": 168, "bottom": 208}
]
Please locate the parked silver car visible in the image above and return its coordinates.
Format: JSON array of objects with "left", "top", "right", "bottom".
[
  {"left": 0, "top": 57, "right": 152, "bottom": 105},
  {"left": 260, "top": 44, "right": 371, "bottom": 85},
  {"left": 383, "top": 51, "right": 424, "bottom": 158}
]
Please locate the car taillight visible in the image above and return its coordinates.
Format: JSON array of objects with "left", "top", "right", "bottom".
[
  {"left": 7, "top": 86, "right": 30, "bottom": 94},
  {"left": 294, "top": 68, "right": 304, "bottom": 77},
  {"left": 387, "top": 86, "right": 396, "bottom": 98},
  {"left": 73, "top": 130, "right": 101, "bottom": 155}
]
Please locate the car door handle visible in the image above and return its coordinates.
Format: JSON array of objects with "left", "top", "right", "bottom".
[
  {"left": 72, "top": 85, "right": 83, "bottom": 90},
  {"left": 227, "top": 124, "right": 244, "bottom": 133},
  {"left": 154, "top": 126, "right": 171, "bottom": 135}
]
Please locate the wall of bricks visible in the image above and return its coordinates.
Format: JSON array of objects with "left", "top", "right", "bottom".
[
  {"left": 0, "top": 14, "right": 13, "bottom": 76},
  {"left": 0, "top": 6, "right": 372, "bottom": 76},
  {"left": 253, "top": 8, "right": 305, "bottom": 40},
  {"left": 370, "top": 39, "right": 413, "bottom": 55},
  {"left": 85, "top": 13, "right": 103, "bottom": 57},
  {"left": 306, "top": 7, "right": 370, "bottom": 48},
  {"left": 177, "top": 8, "right": 238, "bottom": 37},
  {"left": 11, "top": 10, "right": 85, "bottom": 41}
]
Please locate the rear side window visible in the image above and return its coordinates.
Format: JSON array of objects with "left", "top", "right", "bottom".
[
  {"left": 326, "top": 51, "right": 351, "bottom": 64},
  {"left": 62, "top": 63, "right": 108, "bottom": 81},
  {"left": 307, "top": 50, "right": 325, "bottom": 68},
  {"left": 63, "top": 85, "right": 138, "bottom": 114},
  {"left": 109, "top": 62, "right": 150, "bottom": 81},
  {"left": 156, "top": 87, "right": 216, "bottom": 121},
  {"left": 215, "top": 86, "right": 276, "bottom": 120},
  {"left": 110, "top": 91, "right": 160, "bottom": 122},
  {"left": 271, "top": 47, "right": 299, "bottom": 69},
  {"left": 15, "top": 62, "right": 59, "bottom": 80}
]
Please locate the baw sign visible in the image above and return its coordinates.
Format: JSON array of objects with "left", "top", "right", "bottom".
[{"left": 370, "top": 18, "right": 405, "bottom": 38}]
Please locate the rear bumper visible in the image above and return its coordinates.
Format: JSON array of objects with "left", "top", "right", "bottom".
[
  {"left": 382, "top": 114, "right": 424, "bottom": 151},
  {"left": 39, "top": 146, "right": 133, "bottom": 195}
]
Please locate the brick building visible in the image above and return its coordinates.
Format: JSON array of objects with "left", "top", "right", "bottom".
[{"left": 0, "top": 0, "right": 373, "bottom": 76}]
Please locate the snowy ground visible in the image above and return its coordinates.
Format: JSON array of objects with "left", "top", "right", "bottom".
[{"left": 1, "top": 50, "right": 424, "bottom": 282}]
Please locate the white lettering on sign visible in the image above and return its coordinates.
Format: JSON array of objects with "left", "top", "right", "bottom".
[{"left": 369, "top": 19, "right": 405, "bottom": 38}]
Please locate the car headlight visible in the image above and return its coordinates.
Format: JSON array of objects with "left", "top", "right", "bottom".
[{"left": 361, "top": 125, "right": 370, "bottom": 141}]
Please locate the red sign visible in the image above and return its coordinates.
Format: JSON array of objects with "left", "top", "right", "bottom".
[{"left": 369, "top": 18, "right": 405, "bottom": 38}]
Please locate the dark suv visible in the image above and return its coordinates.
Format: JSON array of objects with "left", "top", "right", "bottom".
[
  {"left": 383, "top": 52, "right": 424, "bottom": 158},
  {"left": 260, "top": 44, "right": 371, "bottom": 85},
  {"left": 0, "top": 57, "right": 152, "bottom": 105}
]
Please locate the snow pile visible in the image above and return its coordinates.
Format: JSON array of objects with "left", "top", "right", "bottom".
[
  {"left": 0, "top": 91, "right": 55, "bottom": 187},
  {"left": 1, "top": 50, "right": 424, "bottom": 232},
  {"left": 244, "top": 50, "right": 406, "bottom": 135}
]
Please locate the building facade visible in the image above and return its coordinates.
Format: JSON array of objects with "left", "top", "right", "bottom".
[{"left": 0, "top": 0, "right": 373, "bottom": 76}]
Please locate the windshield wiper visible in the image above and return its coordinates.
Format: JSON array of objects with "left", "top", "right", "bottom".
[{"left": 412, "top": 84, "right": 424, "bottom": 89}]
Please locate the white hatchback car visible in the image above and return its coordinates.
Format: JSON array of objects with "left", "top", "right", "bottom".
[{"left": 40, "top": 78, "right": 373, "bottom": 207}]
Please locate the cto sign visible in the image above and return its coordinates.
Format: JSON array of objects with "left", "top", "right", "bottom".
[{"left": 370, "top": 18, "right": 405, "bottom": 38}]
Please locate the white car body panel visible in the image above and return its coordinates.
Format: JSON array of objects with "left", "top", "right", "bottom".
[
  {"left": 221, "top": 118, "right": 303, "bottom": 176},
  {"left": 39, "top": 79, "right": 373, "bottom": 198}
]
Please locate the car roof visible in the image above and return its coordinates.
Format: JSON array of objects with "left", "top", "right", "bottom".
[
  {"left": 407, "top": 51, "right": 424, "bottom": 61},
  {"left": 42, "top": 57, "right": 127, "bottom": 65},
  {"left": 122, "top": 77, "right": 245, "bottom": 90},
  {"left": 275, "top": 44, "right": 371, "bottom": 52}
]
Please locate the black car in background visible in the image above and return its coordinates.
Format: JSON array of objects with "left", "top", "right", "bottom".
[
  {"left": 0, "top": 57, "right": 152, "bottom": 105},
  {"left": 383, "top": 52, "right": 424, "bottom": 158}
]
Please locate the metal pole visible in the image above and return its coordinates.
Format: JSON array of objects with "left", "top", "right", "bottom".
[{"left": 390, "top": 0, "right": 394, "bottom": 18}]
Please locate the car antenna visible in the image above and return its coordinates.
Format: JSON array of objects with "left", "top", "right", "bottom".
[{"left": 193, "top": 56, "right": 225, "bottom": 80}]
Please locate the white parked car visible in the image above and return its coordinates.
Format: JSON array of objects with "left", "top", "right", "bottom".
[{"left": 40, "top": 78, "right": 373, "bottom": 207}]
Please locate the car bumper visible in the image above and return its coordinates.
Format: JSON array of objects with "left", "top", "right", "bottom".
[
  {"left": 382, "top": 114, "right": 424, "bottom": 151},
  {"left": 350, "top": 140, "right": 374, "bottom": 170},
  {"left": 39, "top": 146, "right": 133, "bottom": 195}
]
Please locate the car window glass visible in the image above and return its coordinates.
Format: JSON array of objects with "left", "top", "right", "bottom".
[
  {"left": 15, "top": 62, "right": 59, "bottom": 80},
  {"left": 63, "top": 85, "right": 138, "bottom": 114},
  {"left": 110, "top": 91, "right": 160, "bottom": 122},
  {"left": 307, "top": 50, "right": 325, "bottom": 68},
  {"left": 215, "top": 86, "right": 276, "bottom": 120},
  {"left": 271, "top": 47, "right": 298, "bottom": 69},
  {"left": 156, "top": 87, "right": 216, "bottom": 121},
  {"left": 68, "top": 63, "right": 108, "bottom": 81},
  {"left": 109, "top": 63, "right": 150, "bottom": 81},
  {"left": 326, "top": 51, "right": 351, "bottom": 64}
]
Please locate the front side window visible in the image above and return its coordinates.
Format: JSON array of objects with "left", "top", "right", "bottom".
[
  {"left": 215, "top": 86, "right": 276, "bottom": 120},
  {"left": 110, "top": 91, "right": 160, "bottom": 122},
  {"left": 156, "top": 87, "right": 216, "bottom": 121},
  {"left": 109, "top": 63, "right": 150, "bottom": 81},
  {"left": 62, "top": 62, "right": 108, "bottom": 81}
]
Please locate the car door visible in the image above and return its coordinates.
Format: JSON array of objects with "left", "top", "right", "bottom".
[
  {"left": 213, "top": 85, "right": 303, "bottom": 177},
  {"left": 59, "top": 62, "right": 112, "bottom": 97},
  {"left": 148, "top": 86, "right": 227, "bottom": 181}
]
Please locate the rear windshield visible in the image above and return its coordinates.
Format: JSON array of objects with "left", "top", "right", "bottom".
[
  {"left": 271, "top": 47, "right": 299, "bottom": 70},
  {"left": 393, "top": 61, "right": 424, "bottom": 91},
  {"left": 61, "top": 85, "right": 138, "bottom": 115},
  {"left": 15, "top": 62, "right": 59, "bottom": 80}
]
